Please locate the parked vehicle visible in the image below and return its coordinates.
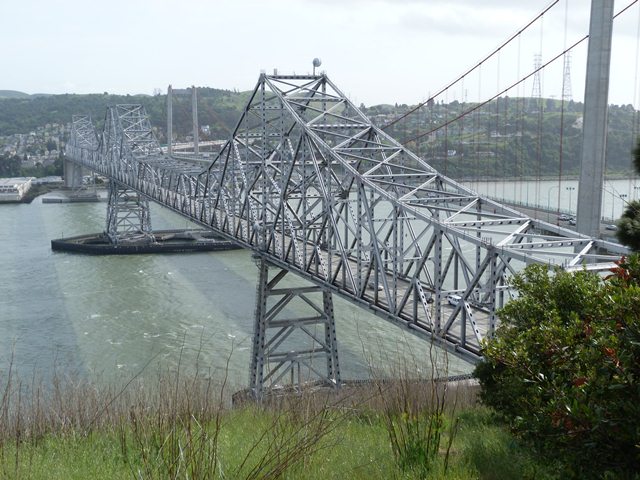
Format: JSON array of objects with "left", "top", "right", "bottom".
[
  {"left": 605, "top": 224, "right": 618, "bottom": 231},
  {"left": 558, "top": 214, "right": 571, "bottom": 221}
]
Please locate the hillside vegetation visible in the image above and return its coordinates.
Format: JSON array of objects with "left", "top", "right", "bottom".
[
  {"left": 0, "top": 88, "right": 249, "bottom": 142},
  {"left": 1, "top": 89, "right": 638, "bottom": 178}
]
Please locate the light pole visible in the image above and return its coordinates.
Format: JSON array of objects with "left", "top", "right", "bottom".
[
  {"left": 620, "top": 194, "right": 628, "bottom": 217},
  {"left": 547, "top": 185, "right": 559, "bottom": 222},
  {"left": 566, "top": 186, "right": 576, "bottom": 214}
]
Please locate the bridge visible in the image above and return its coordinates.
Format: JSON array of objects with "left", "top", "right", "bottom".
[{"left": 64, "top": 70, "right": 626, "bottom": 398}]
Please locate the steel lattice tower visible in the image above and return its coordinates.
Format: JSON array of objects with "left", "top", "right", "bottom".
[
  {"left": 562, "top": 51, "right": 573, "bottom": 102},
  {"left": 530, "top": 53, "right": 543, "bottom": 110}
]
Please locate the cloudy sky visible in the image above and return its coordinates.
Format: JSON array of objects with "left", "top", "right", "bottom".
[{"left": 1, "top": 0, "right": 639, "bottom": 106}]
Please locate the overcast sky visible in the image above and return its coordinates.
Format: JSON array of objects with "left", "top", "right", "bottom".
[{"left": 2, "top": 0, "right": 639, "bottom": 106}]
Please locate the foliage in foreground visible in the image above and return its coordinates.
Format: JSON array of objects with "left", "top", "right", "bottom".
[
  {"left": 616, "top": 139, "right": 640, "bottom": 251},
  {"left": 0, "top": 404, "right": 560, "bottom": 480},
  {"left": 475, "top": 255, "right": 640, "bottom": 478},
  {"left": 0, "top": 358, "right": 562, "bottom": 479}
]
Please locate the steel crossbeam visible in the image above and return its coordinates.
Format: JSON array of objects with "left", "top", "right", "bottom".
[
  {"left": 65, "top": 74, "right": 627, "bottom": 365},
  {"left": 249, "top": 256, "right": 340, "bottom": 398},
  {"left": 105, "top": 179, "right": 153, "bottom": 244}
]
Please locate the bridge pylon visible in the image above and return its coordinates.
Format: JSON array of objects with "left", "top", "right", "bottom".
[
  {"left": 249, "top": 256, "right": 341, "bottom": 400},
  {"left": 105, "top": 179, "right": 154, "bottom": 244}
]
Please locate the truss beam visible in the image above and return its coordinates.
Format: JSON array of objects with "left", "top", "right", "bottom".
[
  {"left": 64, "top": 74, "right": 627, "bottom": 364},
  {"left": 249, "top": 256, "right": 341, "bottom": 399}
]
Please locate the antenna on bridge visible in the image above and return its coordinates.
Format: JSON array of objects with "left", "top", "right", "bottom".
[{"left": 312, "top": 58, "right": 322, "bottom": 76}]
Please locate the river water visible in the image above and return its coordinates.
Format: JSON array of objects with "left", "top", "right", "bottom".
[
  {"left": 0, "top": 193, "right": 473, "bottom": 391},
  {"left": 462, "top": 177, "right": 640, "bottom": 221},
  {"left": 4, "top": 177, "right": 635, "bottom": 390}
]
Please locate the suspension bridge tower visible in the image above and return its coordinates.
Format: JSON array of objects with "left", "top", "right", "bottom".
[{"left": 576, "top": 0, "right": 614, "bottom": 238}]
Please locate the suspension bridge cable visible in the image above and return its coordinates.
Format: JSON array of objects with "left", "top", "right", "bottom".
[
  {"left": 557, "top": 0, "right": 571, "bottom": 215},
  {"left": 382, "top": 0, "right": 561, "bottom": 131},
  {"left": 401, "top": 35, "right": 588, "bottom": 146},
  {"left": 396, "top": 0, "right": 638, "bottom": 147}
]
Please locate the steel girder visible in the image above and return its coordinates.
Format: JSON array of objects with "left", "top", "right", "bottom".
[
  {"left": 65, "top": 75, "right": 627, "bottom": 362},
  {"left": 105, "top": 179, "right": 153, "bottom": 244},
  {"left": 249, "top": 256, "right": 341, "bottom": 398}
]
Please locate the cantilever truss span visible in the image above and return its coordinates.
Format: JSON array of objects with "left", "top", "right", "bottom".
[{"left": 66, "top": 74, "right": 626, "bottom": 362}]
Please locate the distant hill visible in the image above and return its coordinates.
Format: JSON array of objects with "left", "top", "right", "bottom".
[
  {"left": 0, "top": 90, "right": 31, "bottom": 100},
  {"left": 0, "top": 88, "right": 248, "bottom": 140},
  {"left": 0, "top": 87, "right": 636, "bottom": 177}
]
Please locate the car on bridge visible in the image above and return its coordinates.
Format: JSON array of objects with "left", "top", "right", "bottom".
[{"left": 447, "top": 294, "right": 462, "bottom": 306}]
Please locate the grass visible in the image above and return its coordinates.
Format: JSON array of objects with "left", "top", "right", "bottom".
[
  {"left": 0, "top": 406, "right": 560, "bottom": 479},
  {"left": 0, "top": 335, "right": 557, "bottom": 479},
  {"left": 0, "top": 368, "right": 560, "bottom": 479}
]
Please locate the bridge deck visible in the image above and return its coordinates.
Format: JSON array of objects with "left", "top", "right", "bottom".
[{"left": 64, "top": 76, "right": 625, "bottom": 362}]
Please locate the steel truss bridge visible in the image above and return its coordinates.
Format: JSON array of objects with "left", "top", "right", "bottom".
[{"left": 65, "top": 74, "right": 626, "bottom": 397}]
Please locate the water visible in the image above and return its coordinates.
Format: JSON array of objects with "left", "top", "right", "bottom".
[
  {"left": 0, "top": 192, "right": 472, "bottom": 390},
  {"left": 462, "top": 177, "right": 640, "bottom": 221}
]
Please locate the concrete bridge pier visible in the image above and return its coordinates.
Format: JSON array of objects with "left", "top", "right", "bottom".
[
  {"left": 63, "top": 158, "right": 84, "bottom": 189},
  {"left": 249, "top": 256, "right": 341, "bottom": 400}
]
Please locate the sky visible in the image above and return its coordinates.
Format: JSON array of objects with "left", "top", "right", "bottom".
[{"left": 1, "top": 0, "right": 640, "bottom": 107}]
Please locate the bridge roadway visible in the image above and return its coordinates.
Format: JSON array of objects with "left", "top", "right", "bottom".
[{"left": 64, "top": 74, "right": 626, "bottom": 368}]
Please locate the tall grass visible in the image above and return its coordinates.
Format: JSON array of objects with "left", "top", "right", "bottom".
[
  {"left": 360, "top": 331, "right": 476, "bottom": 476},
  {"left": 0, "top": 343, "right": 560, "bottom": 479}
]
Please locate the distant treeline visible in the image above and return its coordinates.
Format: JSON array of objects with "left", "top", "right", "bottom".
[
  {"left": 1, "top": 91, "right": 639, "bottom": 178},
  {"left": 378, "top": 98, "right": 640, "bottom": 177},
  {"left": 0, "top": 88, "right": 249, "bottom": 142}
]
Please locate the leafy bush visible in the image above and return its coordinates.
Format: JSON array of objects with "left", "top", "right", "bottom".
[{"left": 475, "top": 256, "right": 640, "bottom": 478}]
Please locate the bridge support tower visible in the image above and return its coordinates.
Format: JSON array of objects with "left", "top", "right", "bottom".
[
  {"left": 105, "top": 180, "right": 154, "bottom": 244},
  {"left": 63, "top": 158, "right": 84, "bottom": 189},
  {"left": 249, "top": 257, "right": 341, "bottom": 400},
  {"left": 577, "top": 0, "right": 614, "bottom": 237}
]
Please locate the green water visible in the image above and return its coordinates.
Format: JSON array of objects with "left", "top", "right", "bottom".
[{"left": 0, "top": 193, "right": 473, "bottom": 390}]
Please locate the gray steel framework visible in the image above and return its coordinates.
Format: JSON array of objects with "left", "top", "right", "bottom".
[
  {"left": 105, "top": 179, "right": 153, "bottom": 244},
  {"left": 249, "top": 256, "right": 340, "bottom": 398},
  {"left": 65, "top": 75, "right": 626, "bottom": 369}
]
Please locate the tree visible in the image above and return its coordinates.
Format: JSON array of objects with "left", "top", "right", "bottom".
[
  {"left": 0, "top": 154, "right": 21, "bottom": 177},
  {"left": 46, "top": 139, "right": 58, "bottom": 152},
  {"left": 616, "top": 139, "right": 640, "bottom": 251},
  {"left": 475, "top": 258, "right": 640, "bottom": 478},
  {"left": 617, "top": 200, "right": 640, "bottom": 251}
]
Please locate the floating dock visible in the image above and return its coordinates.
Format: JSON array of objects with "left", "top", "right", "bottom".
[{"left": 51, "top": 229, "right": 240, "bottom": 255}]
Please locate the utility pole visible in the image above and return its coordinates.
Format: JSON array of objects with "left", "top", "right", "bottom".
[{"left": 576, "top": 0, "right": 614, "bottom": 238}]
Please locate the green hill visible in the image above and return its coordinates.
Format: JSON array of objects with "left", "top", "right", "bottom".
[
  {"left": 0, "top": 90, "right": 31, "bottom": 100},
  {"left": 1, "top": 88, "right": 637, "bottom": 177},
  {"left": 0, "top": 88, "right": 248, "bottom": 141}
]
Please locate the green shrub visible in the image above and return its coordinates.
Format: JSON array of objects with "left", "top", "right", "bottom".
[{"left": 475, "top": 256, "right": 640, "bottom": 478}]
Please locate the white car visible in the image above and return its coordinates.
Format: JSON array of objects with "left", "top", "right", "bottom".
[{"left": 447, "top": 294, "right": 462, "bottom": 306}]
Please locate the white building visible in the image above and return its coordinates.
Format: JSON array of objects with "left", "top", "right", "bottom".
[{"left": 0, "top": 177, "right": 34, "bottom": 202}]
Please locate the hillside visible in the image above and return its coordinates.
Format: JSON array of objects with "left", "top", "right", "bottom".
[
  {"left": 0, "top": 90, "right": 31, "bottom": 100},
  {"left": 0, "top": 88, "right": 248, "bottom": 141},
  {"left": 1, "top": 89, "right": 638, "bottom": 178}
]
